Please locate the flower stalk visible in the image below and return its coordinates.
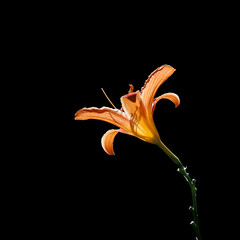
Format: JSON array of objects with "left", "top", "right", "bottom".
[{"left": 158, "top": 141, "right": 202, "bottom": 240}]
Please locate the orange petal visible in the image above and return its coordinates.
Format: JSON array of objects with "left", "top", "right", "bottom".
[
  {"left": 152, "top": 93, "right": 180, "bottom": 113},
  {"left": 75, "top": 107, "right": 130, "bottom": 131},
  {"left": 101, "top": 129, "right": 120, "bottom": 155},
  {"left": 141, "top": 65, "right": 176, "bottom": 111}
]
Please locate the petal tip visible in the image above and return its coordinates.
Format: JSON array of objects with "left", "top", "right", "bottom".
[
  {"left": 101, "top": 129, "right": 119, "bottom": 156},
  {"left": 162, "top": 64, "right": 176, "bottom": 71}
]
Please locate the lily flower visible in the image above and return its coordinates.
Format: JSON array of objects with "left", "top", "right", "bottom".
[{"left": 75, "top": 64, "right": 180, "bottom": 156}]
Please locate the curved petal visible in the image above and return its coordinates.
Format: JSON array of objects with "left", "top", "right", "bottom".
[
  {"left": 101, "top": 129, "right": 120, "bottom": 155},
  {"left": 152, "top": 93, "right": 180, "bottom": 114},
  {"left": 75, "top": 107, "right": 130, "bottom": 131},
  {"left": 141, "top": 65, "right": 176, "bottom": 112}
]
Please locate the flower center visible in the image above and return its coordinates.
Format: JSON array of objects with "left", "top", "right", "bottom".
[{"left": 125, "top": 92, "right": 137, "bottom": 102}]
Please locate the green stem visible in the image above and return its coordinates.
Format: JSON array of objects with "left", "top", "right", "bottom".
[{"left": 158, "top": 141, "right": 202, "bottom": 240}]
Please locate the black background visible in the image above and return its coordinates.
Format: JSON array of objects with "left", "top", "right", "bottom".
[{"left": 13, "top": 3, "right": 228, "bottom": 239}]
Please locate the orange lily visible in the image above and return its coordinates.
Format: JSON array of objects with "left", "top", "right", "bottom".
[{"left": 75, "top": 65, "right": 180, "bottom": 157}]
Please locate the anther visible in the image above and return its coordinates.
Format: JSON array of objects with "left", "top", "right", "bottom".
[{"left": 128, "top": 84, "right": 134, "bottom": 93}]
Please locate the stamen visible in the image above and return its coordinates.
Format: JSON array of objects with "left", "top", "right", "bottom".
[
  {"left": 101, "top": 88, "right": 117, "bottom": 109},
  {"left": 128, "top": 84, "right": 134, "bottom": 93},
  {"left": 130, "top": 106, "right": 141, "bottom": 133}
]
